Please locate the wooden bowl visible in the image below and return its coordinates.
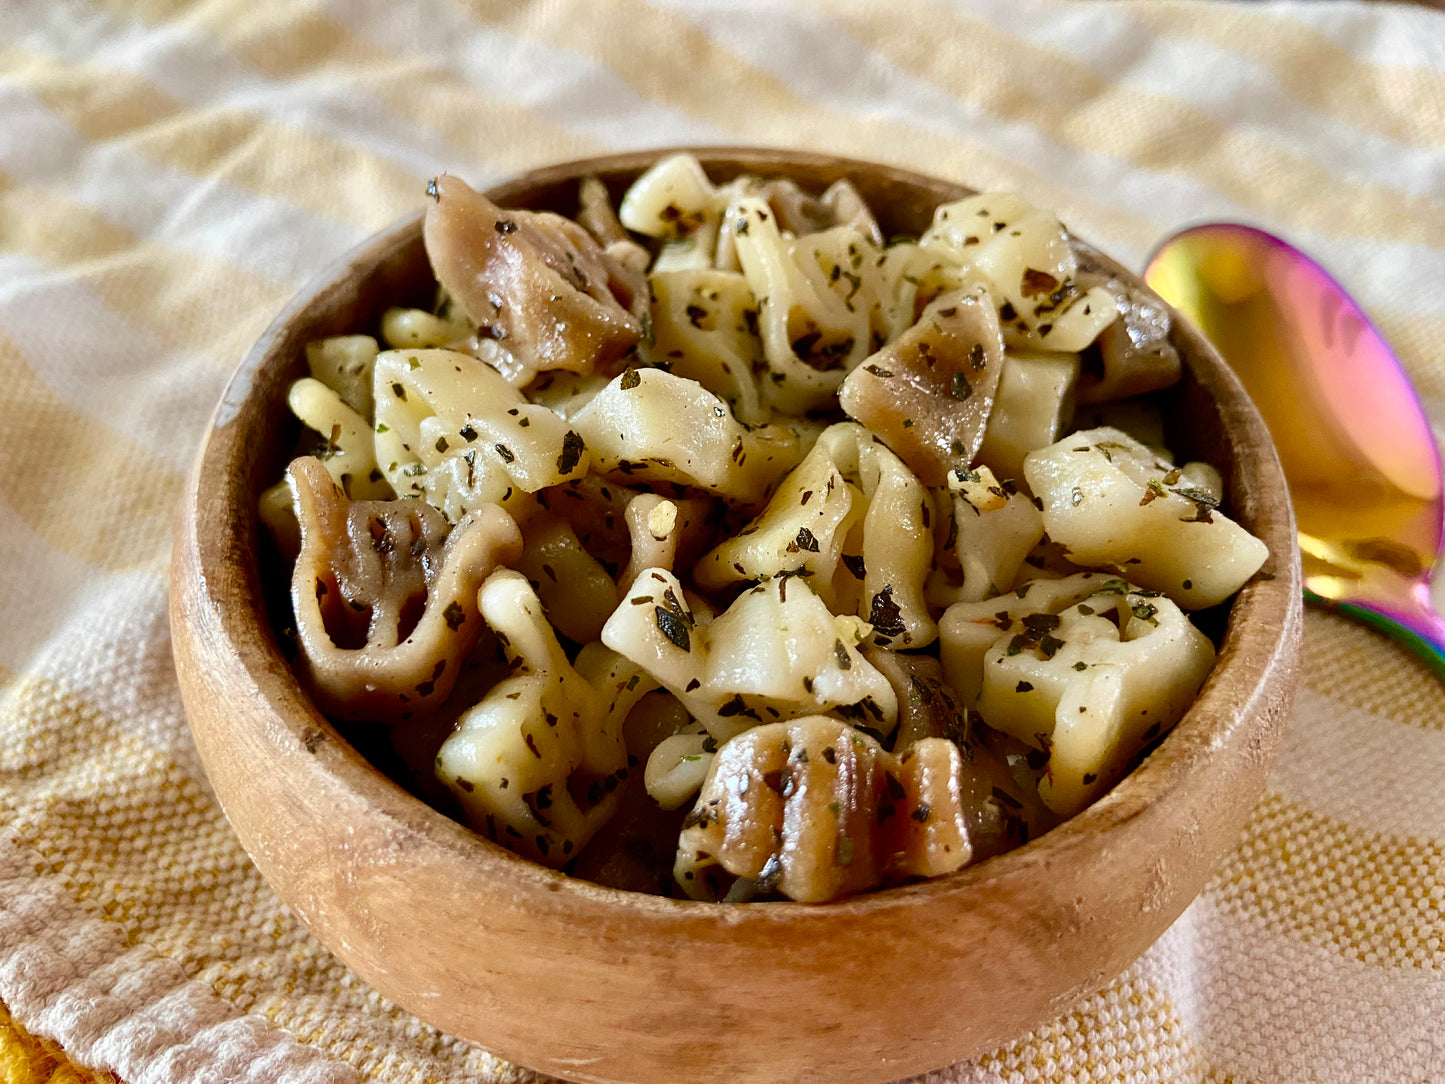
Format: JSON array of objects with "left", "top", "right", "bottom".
[{"left": 170, "top": 149, "right": 1302, "bottom": 1084}]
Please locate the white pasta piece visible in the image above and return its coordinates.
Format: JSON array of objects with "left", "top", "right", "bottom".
[
  {"left": 619, "top": 494, "right": 682, "bottom": 588},
  {"left": 791, "top": 225, "right": 887, "bottom": 342},
  {"left": 372, "top": 348, "right": 587, "bottom": 521},
  {"left": 674, "top": 717, "right": 972, "bottom": 902},
  {"left": 695, "top": 429, "right": 866, "bottom": 598},
  {"left": 648, "top": 269, "right": 766, "bottom": 424},
  {"left": 854, "top": 242, "right": 925, "bottom": 346},
  {"left": 569, "top": 366, "right": 802, "bottom": 501},
  {"left": 703, "top": 576, "right": 897, "bottom": 733},
  {"left": 922, "top": 193, "right": 1118, "bottom": 352},
  {"left": 515, "top": 515, "right": 620, "bottom": 645},
  {"left": 379, "top": 306, "right": 472, "bottom": 350},
  {"left": 1023, "top": 426, "right": 1268, "bottom": 608},
  {"left": 306, "top": 334, "right": 377, "bottom": 417},
  {"left": 976, "top": 349, "right": 1080, "bottom": 482},
  {"left": 644, "top": 729, "right": 716, "bottom": 810},
  {"left": 972, "top": 580, "right": 1215, "bottom": 817},
  {"left": 876, "top": 240, "right": 979, "bottom": 317},
  {"left": 821, "top": 179, "right": 884, "bottom": 245},
  {"left": 522, "top": 369, "right": 612, "bottom": 419},
  {"left": 286, "top": 377, "right": 392, "bottom": 501},
  {"left": 625, "top": 687, "right": 718, "bottom": 815},
  {"left": 824, "top": 424, "right": 936, "bottom": 649},
  {"left": 601, "top": 568, "right": 897, "bottom": 742},
  {"left": 943, "top": 464, "right": 1046, "bottom": 604},
  {"left": 619, "top": 153, "right": 727, "bottom": 270},
  {"left": 697, "top": 421, "right": 936, "bottom": 649},
  {"left": 938, "top": 571, "right": 1113, "bottom": 704},
  {"left": 435, "top": 573, "right": 654, "bottom": 867},
  {"left": 732, "top": 198, "right": 870, "bottom": 413}
]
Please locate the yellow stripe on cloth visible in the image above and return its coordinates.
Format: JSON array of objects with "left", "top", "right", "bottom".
[
  {"left": 798, "top": 0, "right": 1445, "bottom": 251},
  {"left": 1126, "top": 2, "right": 1445, "bottom": 149},
  {"left": 2, "top": 45, "right": 417, "bottom": 231},
  {"left": 1211, "top": 790, "right": 1445, "bottom": 971},
  {"left": 0, "top": 334, "right": 182, "bottom": 573},
  {"left": 0, "top": 172, "right": 290, "bottom": 366},
  {"left": 979, "top": 970, "right": 1205, "bottom": 1082},
  {"left": 1301, "top": 611, "right": 1445, "bottom": 733},
  {"left": 88, "top": 0, "right": 602, "bottom": 183},
  {"left": 0, "top": 998, "right": 114, "bottom": 1084}
]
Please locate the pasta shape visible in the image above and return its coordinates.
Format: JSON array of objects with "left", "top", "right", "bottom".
[
  {"left": 380, "top": 306, "right": 472, "bottom": 351},
  {"left": 285, "top": 456, "right": 522, "bottom": 721},
  {"left": 601, "top": 568, "right": 898, "bottom": 742},
  {"left": 862, "top": 647, "right": 1047, "bottom": 859},
  {"left": 921, "top": 193, "right": 1118, "bottom": 352},
  {"left": 674, "top": 717, "right": 972, "bottom": 902},
  {"left": 970, "top": 578, "right": 1215, "bottom": 817},
  {"left": 940, "top": 464, "right": 1046, "bottom": 605},
  {"left": 837, "top": 288, "right": 1006, "bottom": 487},
  {"left": 697, "top": 422, "right": 936, "bottom": 648},
  {"left": 286, "top": 377, "right": 391, "bottom": 501},
  {"left": 732, "top": 197, "right": 871, "bottom": 413},
  {"left": 618, "top": 152, "right": 728, "bottom": 272},
  {"left": 435, "top": 572, "right": 656, "bottom": 866},
  {"left": 1076, "top": 279, "right": 1181, "bottom": 404},
  {"left": 648, "top": 269, "right": 766, "bottom": 425},
  {"left": 976, "top": 349, "right": 1080, "bottom": 481},
  {"left": 514, "top": 514, "right": 620, "bottom": 645},
  {"left": 425, "top": 174, "right": 645, "bottom": 379},
  {"left": 569, "top": 366, "right": 802, "bottom": 502},
  {"left": 1023, "top": 427, "right": 1268, "bottom": 608},
  {"left": 305, "top": 334, "right": 378, "bottom": 417},
  {"left": 372, "top": 347, "right": 587, "bottom": 522},
  {"left": 938, "top": 571, "right": 1113, "bottom": 704}
]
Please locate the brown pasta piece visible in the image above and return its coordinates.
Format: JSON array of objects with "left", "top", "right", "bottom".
[
  {"left": 286, "top": 456, "right": 522, "bottom": 721},
  {"left": 863, "top": 648, "right": 1046, "bottom": 860},
  {"left": 675, "top": 716, "right": 972, "bottom": 903},
  {"left": 577, "top": 175, "right": 630, "bottom": 247},
  {"left": 837, "top": 288, "right": 1005, "bottom": 486},
  {"left": 1076, "top": 277, "right": 1181, "bottom": 404},
  {"left": 424, "top": 174, "right": 645, "bottom": 375}
]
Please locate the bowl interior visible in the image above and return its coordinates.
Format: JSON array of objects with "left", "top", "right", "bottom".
[{"left": 173, "top": 148, "right": 1302, "bottom": 1084}]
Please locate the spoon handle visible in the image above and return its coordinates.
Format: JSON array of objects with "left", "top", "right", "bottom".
[{"left": 1317, "top": 588, "right": 1445, "bottom": 680}]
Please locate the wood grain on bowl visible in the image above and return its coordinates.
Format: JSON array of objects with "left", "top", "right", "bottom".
[{"left": 169, "top": 148, "right": 1302, "bottom": 1084}]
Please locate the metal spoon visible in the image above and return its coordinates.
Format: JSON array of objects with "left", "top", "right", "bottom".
[{"left": 1144, "top": 223, "right": 1445, "bottom": 674}]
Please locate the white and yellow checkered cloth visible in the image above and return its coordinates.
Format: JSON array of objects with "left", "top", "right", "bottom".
[{"left": 1, "top": 2, "right": 1443, "bottom": 1081}]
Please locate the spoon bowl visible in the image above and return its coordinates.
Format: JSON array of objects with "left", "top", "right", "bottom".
[{"left": 1146, "top": 223, "right": 1445, "bottom": 671}]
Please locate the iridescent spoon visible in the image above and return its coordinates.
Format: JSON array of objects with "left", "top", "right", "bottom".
[{"left": 1145, "top": 223, "right": 1445, "bottom": 674}]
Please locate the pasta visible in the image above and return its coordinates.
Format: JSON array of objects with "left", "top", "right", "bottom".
[{"left": 262, "top": 155, "right": 1268, "bottom": 903}]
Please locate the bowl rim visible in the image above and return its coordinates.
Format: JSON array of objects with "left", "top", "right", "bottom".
[{"left": 185, "top": 145, "right": 1300, "bottom": 920}]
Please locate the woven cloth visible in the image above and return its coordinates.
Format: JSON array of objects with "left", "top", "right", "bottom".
[{"left": 2, "top": 1, "right": 1444, "bottom": 1081}]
